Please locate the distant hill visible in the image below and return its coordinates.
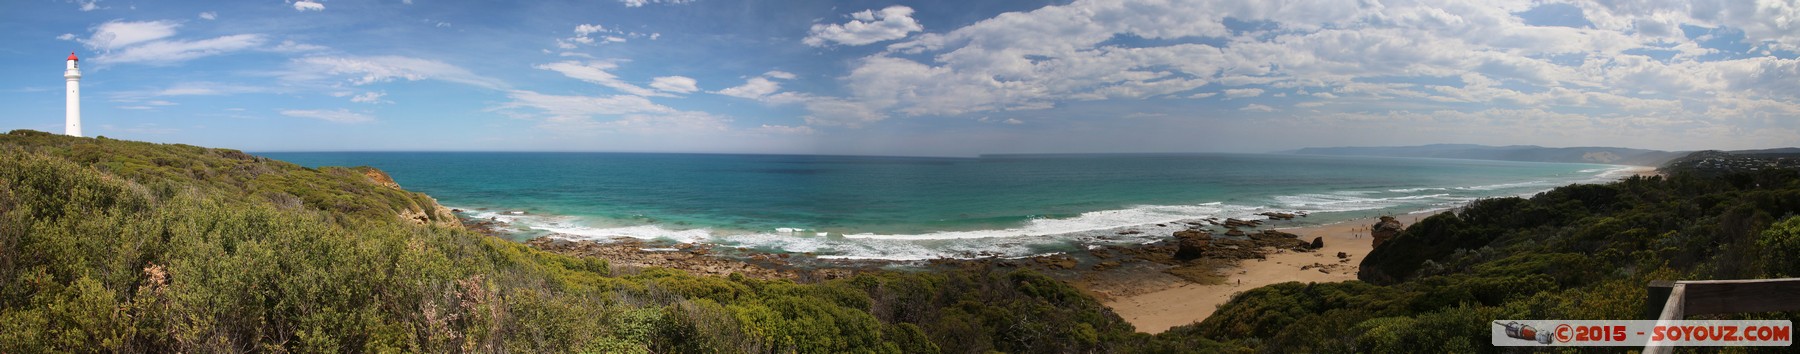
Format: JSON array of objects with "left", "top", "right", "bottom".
[
  {"left": 1282, "top": 144, "right": 1690, "bottom": 166},
  {"left": 1663, "top": 150, "right": 1800, "bottom": 174}
]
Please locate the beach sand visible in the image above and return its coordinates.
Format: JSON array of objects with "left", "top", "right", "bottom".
[
  {"left": 1103, "top": 213, "right": 1437, "bottom": 334},
  {"left": 1623, "top": 165, "right": 1662, "bottom": 178}
]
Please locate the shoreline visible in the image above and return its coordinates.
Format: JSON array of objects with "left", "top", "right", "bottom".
[
  {"left": 1095, "top": 212, "right": 1435, "bottom": 334},
  {"left": 498, "top": 166, "right": 1661, "bottom": 333}
]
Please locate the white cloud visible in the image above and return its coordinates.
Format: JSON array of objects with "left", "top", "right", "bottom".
[
  {"left": 350, "top": 91, "right": 389, "bottom": 104},
  {"left": 717, "top": 77, "right": 781, "bottom": 99},
  {"left": 199, "top": 12, "right": 217, "bottom": 20},
  {"left": 650, "top": 76, "right": 699, "bottom": 94},
  {"left": 498, "top": 90, "right": 731, "bottom": 134},
  {"left": 754, "top": 124, "right": 816, "bottom": 135},
  {"left": 503, "top": 90, "right": 674, "bottom": 117},
  {"left": 619, "top": 0, "right": 692, "bottom": 8},
  {"left": 1003, "top": 118, "right": 1024, "bottom": 125},
  {"left": 804, "top": 6, "right": 924, "bottom": 47},
  {"left": 270, "top": 40, "right": 327, "bottom": 52},
  {"left": 793, "top": 95, "right": 887, "bottom": 127},
  {"left": 1223, "top": 88, "right": 1265, "bottom": 99},
  {"left": 764, "top": 71, "right": 797, "bottom": 80},
  {"left": 114, "top": 82, "right": 274, "bottom": 98},
  {"left": 535, "top": 61, "right": 667, "bottom": 97},
  {"left": 288, "top": 56, "right": 508, "bottom": 89},
  {"left": 74, "top": 0, "right": 100, "bottom": 11},
  {"left": 83, "top": 20, "right": 180, "bottom": 50},
  {"left": 1240, "top": 104, "right": 1276, "bottom": 112},
  {"left": 282, "top": 109, "right": 373, "bottom": 123},
  {"left": 57, "top": 33, "right": 76, "bottom": 41},
  {"left": 292, "top": 1, "right": 325, "bottom": 12},
  {"left": 97, "top": 34, "right": 266, "bottom": 65}
]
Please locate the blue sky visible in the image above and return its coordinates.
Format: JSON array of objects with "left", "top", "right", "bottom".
[{"left": 2, "top": 0, "right": 1797, "bottom": 156}]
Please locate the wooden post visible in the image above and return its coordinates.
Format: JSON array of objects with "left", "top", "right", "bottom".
[
  {"left": 1642, "top": 280, "right": 1675, "bottom": 320},
  {"left": 1644, "top": 284, "right": 1686, "bottom": 354}
]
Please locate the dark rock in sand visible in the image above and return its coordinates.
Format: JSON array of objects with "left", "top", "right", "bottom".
[
  {"left": 1258, "top": 212, "right": 1298, "bottom": 220},
  {"left": 1307, "top": 237, "right": 1325, "bottom": 250},
  {"left": 1337, "top": 251, "right": 1349, "bottom": 259},
  {"left": 1173, "top": 230, "right": 1212, "bottom": 261},
  {"left": 1224, "top": 218, "right": 1262, "bottom": 228}
]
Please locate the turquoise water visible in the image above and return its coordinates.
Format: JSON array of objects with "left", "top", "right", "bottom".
[{"left": 261, "top": 152, "right": 1627, "bottom": 260}]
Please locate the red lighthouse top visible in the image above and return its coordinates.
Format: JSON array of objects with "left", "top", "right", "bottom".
[{"left": 68, "top": 52, "right": 78, "bottom": 61}]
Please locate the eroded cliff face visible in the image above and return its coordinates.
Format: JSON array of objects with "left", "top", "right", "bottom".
[
  {"left": 1369, "top": 216, "right": 1403, "bottom": 248},
  {"left": 357, "top": 166, "right": 460, "bottom": 229}
]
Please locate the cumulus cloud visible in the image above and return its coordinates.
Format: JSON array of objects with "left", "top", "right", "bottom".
[
  {"left": 292, "top": 1, "right": 324, "bottom": 12},
  {"left": 199, "top": 12, "right": 217, "bottom": 20},
  {"left": 804, "top": 6, "right": 923, "bottom": 47},
  {"left": 777, "top": 0, "right": 1800, "bottom": 150},
  {"left": 650, "top": 76, "right": 699, "bottom": 94},
  {"left": 281, "top": 109, "right": 372, "bottom": 123}
]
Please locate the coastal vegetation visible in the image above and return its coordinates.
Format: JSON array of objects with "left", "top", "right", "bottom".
[
  {"left": 1165, "top": 159, "right": 1800, "bottom": 352},
  {"left": 0, "top": 130, "right": 1172, "bottom": 352},
  {"left": 1, "top": 129, "right": 1795, "bottom": 352}
]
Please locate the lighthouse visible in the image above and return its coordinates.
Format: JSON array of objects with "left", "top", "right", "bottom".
[{"left": 65, "top": 52, "right": 82, "bottom": 137}]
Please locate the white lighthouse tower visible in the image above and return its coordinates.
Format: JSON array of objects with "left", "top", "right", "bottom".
[{"left": 65, "top": 52, "right": 82, "bottom": 137}]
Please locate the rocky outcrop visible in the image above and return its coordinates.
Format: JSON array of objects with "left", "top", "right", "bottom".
[
  {"left": 526, "top": 237, "right": 854, "bottom": 281},
  {"left": 1173, "top": 230, "right": 1212, "bottom": 261},
  {"left": 1306, "top": 237, "right": 1324, "bottom": 250},
  {"left": 355, "top": 166, "right": 461, "bottom": 229},
  {"left": 399, "top": 200, "right": 460, "bottom": 229},
  {"left": 1257, "top": 212, "right": 1300, "bottom": 220},
  {"left": 1223, "top": 218, "right": 1262, "bottom": 228},
  {"left": 1370, "top": 216, "right": 1404, "bottom": 248},
  {"left": 356, "top": 166, "right": 403, "bottom": 189},
  {"left": 1034, "top": 254, "right": 1079, "bottom": 269}
]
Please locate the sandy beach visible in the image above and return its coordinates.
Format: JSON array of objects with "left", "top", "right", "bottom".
[{"left": 1104, "top": 213, "right": 1437, "bottom": 334}]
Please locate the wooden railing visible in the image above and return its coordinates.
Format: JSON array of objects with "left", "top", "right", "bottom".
[{"left": 1641, "top": 278, "right": 1800, "bottom": 354}]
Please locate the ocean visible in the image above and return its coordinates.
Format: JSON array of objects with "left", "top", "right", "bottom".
[{"left": 261, "top": 152, "right": 1632, "bottom": 260}]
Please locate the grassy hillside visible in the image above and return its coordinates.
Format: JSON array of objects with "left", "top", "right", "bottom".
[{"left": 0, "top": 130, "right": 1191, "bottom": 353}]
